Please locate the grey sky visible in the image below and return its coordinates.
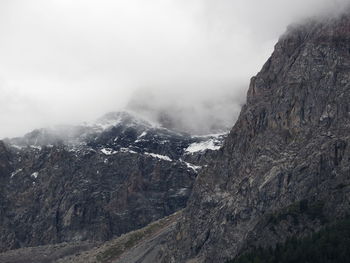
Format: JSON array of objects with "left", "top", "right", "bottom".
[{"left": 0, "top": 0, "right": 349, "bottom": 138}]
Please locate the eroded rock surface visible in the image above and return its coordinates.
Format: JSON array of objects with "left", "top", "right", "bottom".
[
  {"left": 159, "top": 12, "right": 350, "bottom": 263},
  {"left": 0, "top": 111, "right": 225, "bottom": 252}
]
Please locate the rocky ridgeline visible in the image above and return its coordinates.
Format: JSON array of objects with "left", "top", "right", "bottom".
[
  {"left": 155, "top": 11, "right": 350, "bottom": 263},
  {"left": 0, "top": 111, "right": 226, "bottom": 253}
]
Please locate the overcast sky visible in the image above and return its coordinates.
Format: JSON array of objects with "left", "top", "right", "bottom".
[{"left": 0, "top": 0, "right": 349, "bottom": 138}]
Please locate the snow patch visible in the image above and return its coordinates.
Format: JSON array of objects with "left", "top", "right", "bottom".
[
  {"left": 139, "top": 132, "right": 147, "bottom": 138},
  {"left": 101, "top": 147, "right": 137, "bottom": 155},
  {"left": 30, "top": 145, "right": 42, "bottom": 151},
  {"left": 31, "top": 172, "right": 39, "bottom": 179},
  {"left": 193, "top": 132, "right": 227, "bottom": 138},
  {"left": 184, "top": 162, "right": 201, "bottom": 172},
  {"left": 185, "top": 139, "right": 221, "bottom": 153},
  {"left": 135, "top": 132, "right": 148, "bottom": 143},
  {"left": 145, "top": 152, "right": 172, "bottom": 162},
  {"left": 120, "top": 148, "right": 137, "bottom": 154},
  {"left": 11, "top": 168, "right": 22, "bottom": 178},
  {"left": 101, "top": 148, "right": 117, "bottom": 155}
]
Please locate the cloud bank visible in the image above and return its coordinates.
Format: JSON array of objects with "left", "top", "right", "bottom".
[{"left": 0, "top": 0, "right": 349, "bottom": 137}]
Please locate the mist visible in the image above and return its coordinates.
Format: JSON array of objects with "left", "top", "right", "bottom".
[{"left": 1, "top": 0, "right": 349, "bottom": 138}]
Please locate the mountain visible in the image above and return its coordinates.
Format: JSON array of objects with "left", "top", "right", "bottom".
[
  {"left": 25, "top": 11, "right": 350, "bottom": 263},
  {"left": 0, "top": 111, "right": 226, "bottom": 253},
  {"left": 2, "top": 9, "right": 350, "bottom": 263},
  {"left": 153, "top": 11, "right": 350, "bottom": 262}
]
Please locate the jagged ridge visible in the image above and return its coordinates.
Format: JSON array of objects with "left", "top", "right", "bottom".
[{"left": 0, "top": 111, "right": 226, "bottom": 253}]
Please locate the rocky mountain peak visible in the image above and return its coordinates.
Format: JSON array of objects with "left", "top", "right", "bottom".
[
  {"left": 0, "top": 106, "right": 227, "bottom": 254},
  {"left": 246, "top": 11, "right": 350, "bottom": 134},
  {"left": 95, "top": 111, "right": 155, "bottom": 131}
]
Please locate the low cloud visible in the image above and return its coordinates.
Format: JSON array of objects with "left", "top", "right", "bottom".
[{"left": 0, "top": 0, "right": 349, "bottom": 138}]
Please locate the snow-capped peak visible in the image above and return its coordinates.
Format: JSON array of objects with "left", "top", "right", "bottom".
[{"left": 95, "top": 111, "right": 156, "bottom": 131}]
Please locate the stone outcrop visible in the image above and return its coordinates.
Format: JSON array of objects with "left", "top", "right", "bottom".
[{"left": 159, "top": 11, "right": 350, "bottom": 262}]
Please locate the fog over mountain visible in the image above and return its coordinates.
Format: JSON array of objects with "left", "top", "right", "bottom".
[{"left": 0, "top": 0, "right": 349, "bottom": 138}]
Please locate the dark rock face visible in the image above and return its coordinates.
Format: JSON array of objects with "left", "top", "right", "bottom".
[
  {"left": 160, "top": 12, "right": 350, "bottom": 262},
  {"left": 0, "top": 112, "right": 226, "bottom": 252},
  {"left": 0, "top": 141, "right": 12, "bottom": 178}
]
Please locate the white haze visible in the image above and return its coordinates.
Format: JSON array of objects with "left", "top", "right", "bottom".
[{"left": 0, "top": 0, "right": 349, "bottom": 138}]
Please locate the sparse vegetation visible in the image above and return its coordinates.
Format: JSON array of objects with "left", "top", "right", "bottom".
[{"left": 96, "top": 212, "right": 180, "bottom": 262}]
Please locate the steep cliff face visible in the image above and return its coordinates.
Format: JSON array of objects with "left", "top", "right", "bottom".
[
  {"left": 0, "top": 112, "right": 225, "bottom": 252},
  {"left": 161, "top": 12, "right": 350, "bottom": 262}
]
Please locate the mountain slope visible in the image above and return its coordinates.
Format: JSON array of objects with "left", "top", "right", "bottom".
[
  {"left": 0, "top": 111, "right": 226, "bottom": 253},
  {"left": 158, "top": 12, "right": 350, "bottom": 262},
  {"left": 56, "top": 211, "right": 182, "bottom": 263}
]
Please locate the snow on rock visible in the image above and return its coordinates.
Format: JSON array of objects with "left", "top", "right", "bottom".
[
  {"left": 11, "top": 169, "right": 22, "bottom": 178},
  {"left": 101, "top": 147, "right": 138, "bottom": 155},
  {"left": 30, "top": 145, "right": 42, "bottom": 151},
  {"left": 138, "top": 132, "right": 147, "bottom": 138},
  {"left": 185, "top": 139, "right": 221, "bottom": 153},
  {"left": 31, "top": 172, "right": 39, "bottom": 179},
  {"left": 184, "top": 162, "right": 202, "bottom": 172},
  {"left": 135, "top": 132, "right": 148, "bottom": 143},
  {"left": 101, "top": 148, "right": 117, "bottom": 155},
  {"left": 120, "top": 148, "right": 137, "bottom": 154},
  {"left": 193, "top": 132, "right": 227, "bottom": 138},
  {"left": 145, "top": 152, "right": 172, "bottom": 162}
]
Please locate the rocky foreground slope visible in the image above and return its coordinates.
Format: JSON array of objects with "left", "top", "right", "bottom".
[
  {"left": 153, "top": 11, "right": 350, "bottom": 262},
  {"left": 0, "top": 111, "right": 225, "bottom": 253}
]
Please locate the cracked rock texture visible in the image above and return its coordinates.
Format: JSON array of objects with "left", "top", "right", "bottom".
[
  {"left": 0, "top": 112, "right": 224, "bottom": 253},
  {"left": 159, "top": 11, "right": 350, "bottom": 263}
]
